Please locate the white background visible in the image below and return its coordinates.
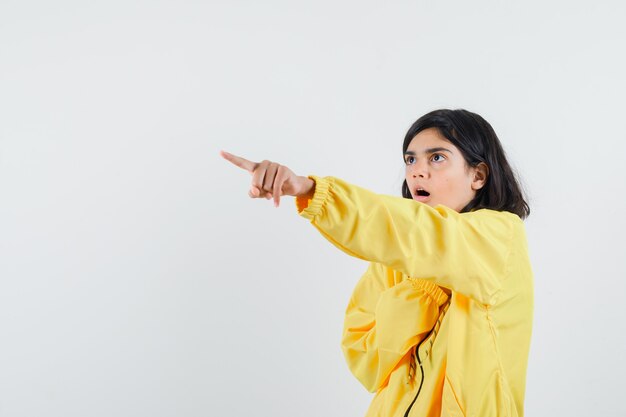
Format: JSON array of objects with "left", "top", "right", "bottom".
[{"left": 1, "top": 1, "right": 625, "bottom": 416}]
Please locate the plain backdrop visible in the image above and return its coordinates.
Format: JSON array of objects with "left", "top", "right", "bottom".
[{"left": 1, "top": 1, "right": 625, "bottom": 416}]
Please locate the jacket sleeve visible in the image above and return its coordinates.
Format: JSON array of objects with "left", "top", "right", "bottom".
[
  {"left": 342, "top": 262, "right": 449, "bottom": 393},
  {"left": 296, "top": 176, "right": 517, "bottom": 306}
]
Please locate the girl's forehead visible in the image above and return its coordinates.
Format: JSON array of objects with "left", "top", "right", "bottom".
[{"left": 407, "top": 128, "right": 457, "bottom": 152}]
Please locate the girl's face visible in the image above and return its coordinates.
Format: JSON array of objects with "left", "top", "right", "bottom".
[{"left": 404, "top": 128, "right": 488, "bottom": 212}]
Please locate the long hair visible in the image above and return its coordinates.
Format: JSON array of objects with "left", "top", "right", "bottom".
[{"left": 401, "top": 109, "right": 530, "bottom": 219}]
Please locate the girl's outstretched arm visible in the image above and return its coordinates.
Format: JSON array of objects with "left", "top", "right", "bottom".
[
  {"left": 220, "top": 150, "right": 315, "bottom": 207},
  {"left": 221, "top": 154, "right": 521, "bottom": 306}
]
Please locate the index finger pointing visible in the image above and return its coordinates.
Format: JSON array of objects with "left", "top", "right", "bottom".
[{"left": 220, "top": 150, "right": 257, "bottom": 173}]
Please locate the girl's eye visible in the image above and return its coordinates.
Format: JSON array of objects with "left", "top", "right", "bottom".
[
  {"left": 431, "top": 153, "right": 445, "bottom": 162},
  {"left": 405, "top": 156, "right": 415, "bottom": 165}
]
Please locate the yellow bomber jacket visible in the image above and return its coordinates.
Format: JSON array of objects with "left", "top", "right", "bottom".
[{"left": 296, "top": 176, "right": 534, "bottom": 417}]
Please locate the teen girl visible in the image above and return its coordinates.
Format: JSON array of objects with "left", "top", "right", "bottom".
[{"left": 221, "top": 109, "right": 533, "bottom": 417}]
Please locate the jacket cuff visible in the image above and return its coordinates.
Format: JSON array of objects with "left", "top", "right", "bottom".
[
  {"left": 408, "top": 279, "right": 449, "bottom": 307},
  {"left": 295, "top": 175, "right": 332, "bottom": 220}
]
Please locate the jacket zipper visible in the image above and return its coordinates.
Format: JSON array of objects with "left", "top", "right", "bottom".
[{"left": 403, "top": 328, "right": 434, "bottom": 417}]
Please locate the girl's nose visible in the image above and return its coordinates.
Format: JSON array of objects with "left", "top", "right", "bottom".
[{"left": 411, "top": 161, "right": 429, "bottom": 178}]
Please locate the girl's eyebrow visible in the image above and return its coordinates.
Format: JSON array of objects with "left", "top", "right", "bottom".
[{"left": 404, "top": 147, "right": 453, "bottom": 156}]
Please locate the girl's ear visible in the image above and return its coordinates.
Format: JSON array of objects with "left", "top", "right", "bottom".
[{"left": 471, "top": 162, "right": 489, "bottom": 191}]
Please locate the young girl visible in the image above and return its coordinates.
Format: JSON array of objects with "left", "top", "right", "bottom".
[{"left": 221, "top": 109, "right": 533, "bottom": 417}]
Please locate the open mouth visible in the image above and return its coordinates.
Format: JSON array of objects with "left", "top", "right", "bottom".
[{"left": 416, "top": 188, "right": 430, "bottom": 197}]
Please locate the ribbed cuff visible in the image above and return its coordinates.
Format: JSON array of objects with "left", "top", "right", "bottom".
[
  {"left": 408, "top": 279, "right": 449, "bottom": 307},
  {"left": 295, "top": 175, "right": 333, "bottom": 221}
]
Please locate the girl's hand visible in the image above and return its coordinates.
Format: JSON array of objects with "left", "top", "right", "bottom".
[{"left": 220, "top": 150, "right": 315, "bottom": 207}]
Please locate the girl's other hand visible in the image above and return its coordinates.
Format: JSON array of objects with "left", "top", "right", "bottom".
[{"left": 220, "top": 150, "right": 315, "bottom": 207}]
